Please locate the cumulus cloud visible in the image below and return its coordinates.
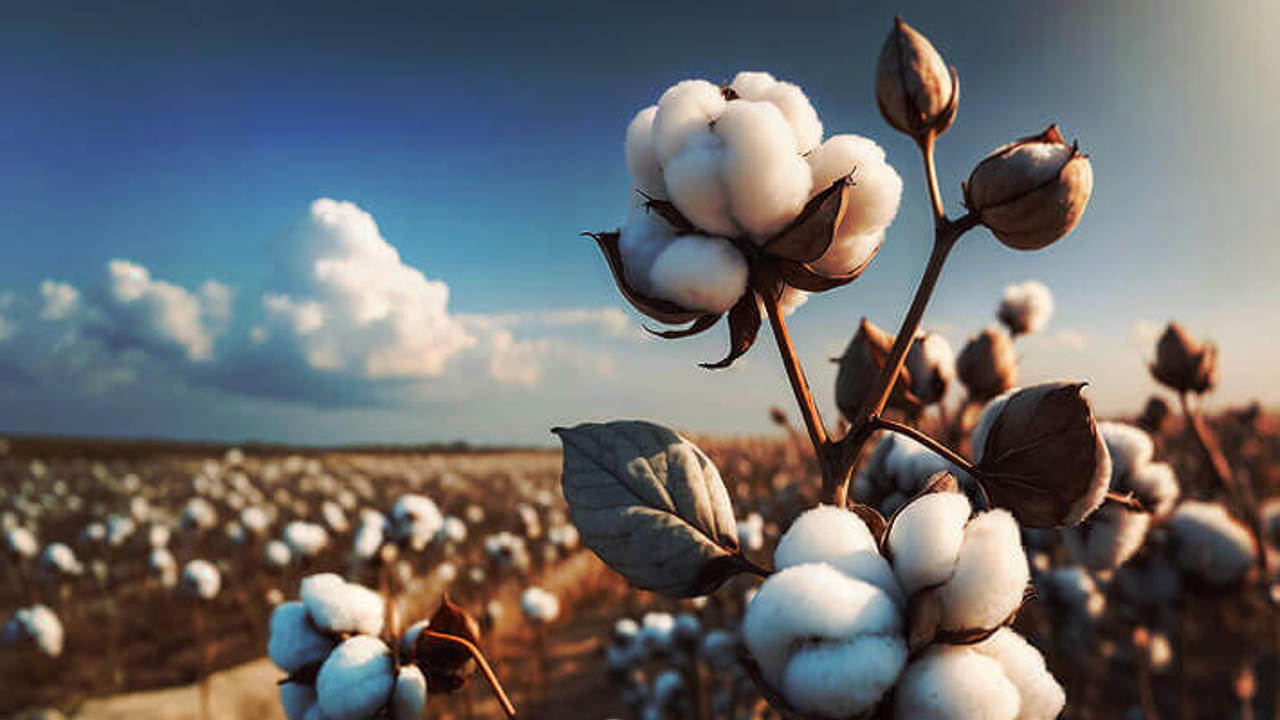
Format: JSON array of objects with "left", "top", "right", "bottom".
[
  {"left": 95, "top": 260, "right": 232, "bottom": 361},
  {"left": 39, "top": 281, "right": 79, "bottom": 322}
]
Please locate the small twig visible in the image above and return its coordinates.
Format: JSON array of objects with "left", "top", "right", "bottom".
[{"left": 420, "top": 630, "right": 517, "bottom": 718}]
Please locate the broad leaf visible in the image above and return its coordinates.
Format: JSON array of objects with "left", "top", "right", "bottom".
[{"left": 554, "top": 420, "right": 748, "bottom": 597}]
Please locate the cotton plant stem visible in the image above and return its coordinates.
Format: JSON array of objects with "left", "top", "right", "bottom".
[
  {"left": 420, "top": 630, "right": 517, "bottom": 718},
  {"left": 761, "top": 290, "right": 832, "bottom": 488}
]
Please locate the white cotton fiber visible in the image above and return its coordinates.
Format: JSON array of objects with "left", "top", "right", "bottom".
[
  {"left": 279, "top": 682, "right": 317, "bottom": 720},
  {"left": 970, "top": 390, "right": 1014, "bottom": 463},
  {"left": 1063, "top": 505, "right": 1150, "bottom": 571},
  {"left": 391, "top": 664, "right": 428, "bottom": 720},
  {"left": 352, "top": 521, "right": 384, "bottom": 560},
  {"left": 1098, "top": 422, "right": 1155, "bottom": 483},
  {"left": 41, "top": 542, "right": 83, "bottom": 576},
  {"left": 998, "top": 281, "right": 1054, "bottom": 336},
  {"left": 265, "top": 539, "right": 293, "bottom": 568},
  {"left": 895, "top": 646, "right": 1021, "bottom": 720},
  {"left": 1167, "top": 500, "right": 1257, "bottom": 585},
  {"left": 716, "top": 100, "right": 812, "bottom": 238},
  {"left": 284, "top": 521, "right": 329, "bottom": 558},
  {"left": 2, "top": 605, "right": 64, "bottom": 657},
  {"left": 268, "top": 601, "right": 335, "bottom": 673},
  {"left": 729, "top": 71, "right": 823, "bottom": 154},
  {"left": 888, "top": 492, "right": 971, "bottom": 595},
  {"left": 618, "top": 206, "right": 677, "bottom": 295},
  {"left": 181, "top": 559, "right": 222, "bottom": 600},
  {"left": 663, "top": 128, "right": 738, "bottom": 237},
  {"left": 774, "top": 505, "right": 903, "bottom": 604},
  {"left": 938, "top": 510, "right": 1029, "bottom": 632},
  {"left": 653, "top": 80, "right": 728, "bottom": 164},
  {"left": 315, "top": 636, "right": 395, "bottom": 720},
  {"left": 391, "top": 495, "right": 443, "bottom": 552},
  {"left": 6, "top": 527, "right": 37, "bottom": 558},
  {"left": 625, "top": 105, "right": 667, "bottom": 200},
  {"left": 648, "top": 234, "right": 748, "bottom": 314},
  {"left": 783, "top": 635, "right": 906, "bottom": 717},
  {"left": 1128, "top": 461, "right": 1180, "bottom": 519},
  {"left": 809, "top": 135, "right": 903, "bottom": 237},
  {"left": 300, "top": 573, "right": 384, "bottom": 636},
  {"left": 974, "top": 629, "right": 1065, "bottom": 720},
  {"left": 521, "top": 586, "right": 561, "bottom": 623},
  {"left": 742, "top": 564, "right": 901, "bottom": 686}
]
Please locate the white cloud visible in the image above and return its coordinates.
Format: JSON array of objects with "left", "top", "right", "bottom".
[
  {"left": 488, "top": 330, "right": 550, "bottom": 387},
  {"left": 257, "top": 198, "right": 476, "bottom": 379},
  {"left": 39, "top": 281, "right": 79, "bottom": 322},
  {"left": 99, "top": 260, "right": 231, "bottom": 361},
  {"left": 1132, "top": 319, "right": 1162, "bottom": 347},
  {"left": 1030, "top": 329, "right": 1090, "bottom": 352}
]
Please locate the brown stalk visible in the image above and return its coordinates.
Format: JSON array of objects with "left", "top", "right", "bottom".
[
  {"left": 761, "top": 288, "right": 833, "bottom": 484},
  {"left": 420, "top": 630, "right": 517, "bottom": 718}
]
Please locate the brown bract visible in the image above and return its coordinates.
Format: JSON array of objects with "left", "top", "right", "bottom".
[
  {"left": 1150, "top": 322, "right": 1217, "bottom": 394},
  {"left": 875, "top": 17, "right": 959, "bottom": 142},
  {"left": 588, "top": 177, "right": 875, "bottom": 369},
  {"left": 956, "top": 328, "right": 1018, "bottom": 402},
  {"left": 964, "top": 125, "right": 1093, "bottom": 251},
  {"left": 415, "top": 595, "right": 483, "bottom": 693},
  {"left": 834, "top": 318, "right": 923, "bottom": 421},
  {"left": 975, "top": 382, "right": 1111, "bottom": 527}
]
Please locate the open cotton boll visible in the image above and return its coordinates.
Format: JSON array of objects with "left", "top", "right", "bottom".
[
  {"left": 300, "top": 573, "right": 384, "bottom": 636},
  {"left": 439, "top": 516, "right": 468, "bottom": 545},
  {"left": 180, "top": 559, "right": 221, "bottom": 600},
  {"left": 716, "top": 100, "right": 813, "bottom": 238},
  {"left": 391, "top": 494, "right": 443, "bottom": 552},
  {"left": 887, "top": 492, "right": 971, "bottom": 595},
  {"left": 269, "top": 601, "right": 336, "bottom": 673},
  {"left": 1063, "top": 505, "right": 1150, "bottom": 571},
  {"left": 743, "top": 564, "right": 902, "bottom": 687},
  {"left": 663, "top": 129, "right": 739, "bottom": 237},
  {"left": 352, "top": 521, "right": 385, "bottom": 560},
  {"left": 1042, "top": 566, "right": 1105, "bottom": 619},
  {"left": 808, "top": 134, "right": 903, "bottom": 237},
  {"left": 315, "top": 636, "right": 396, "bottom": 720},
  {"left": 1167, "top": 500, "right": 1257, "bottom": 585},
  {"left": 729, "top": 71, "right": 823, "bottom": 154},
  {"left": 391, "top": 664, "right": 428, "bottom": 720},
  {"left": 265, "top": 539, "right": 293, "bottom": 568},
  {"left": 279, "top": 682, "right": 317, "bottom": 720},
  {"left": 284, "top": 521, "right": 329, "bottom": 558},
  {"left": 998, "top": 281, "right": 1054, "bottom": 336},
  {"left": 648, "top": 234, "right": 748, "bottom": 314},
  {"left": 41, "top": 542, "right": 83, "bottom": 576},
  {"left": 5, "top": 527, "right": 37, "bottom": 558},
  {"left": 895, "top": 646, "right": 1021, "bottom": 720},
  {"left": 774, "top": 505, "right": 903, "bottom": 604},
  {"left": 625, "top": 105, "right": 667, "bottom": 200},
  {"left": 521, "top": 587, "right": 560, "bottom": 623},
  {"left": 938, "top": 510, "right": 1029, "bottom": 632},
  {"left": 653, "top": 80, "right": 728, "bottom": 164},
  {"left": 1128, "top": 462, "right": 1180, "bottom": 519},
  {"left": 783, "top": 634, "right": 906, "bottom": 718},
  {"left": 1098, "top": 422, "right": 1155, "bottom": 482},
  {"left": 618, "top": 207, "right": 678, "bottom": 296},
  {"left": 2, "top": 605, "right": 64, "bottom": 657},
  {"left": 973, "top": 629, "right": 1065, "bottom": 720}
]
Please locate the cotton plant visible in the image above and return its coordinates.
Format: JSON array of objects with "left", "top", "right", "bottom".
[
  {"left": 270, "top": 573, "right": 514, "bottom": 720},
  {"left": 557, "top": 16, "right": 1116, "bottom": 718}
]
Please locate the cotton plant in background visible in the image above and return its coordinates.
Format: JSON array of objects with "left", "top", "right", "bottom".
[
  {"left": 2, "top": 605, "right": 65, "bottom": 658},
  {"left": 997, "top": 281, "right": 1054, "bottom": 338}
]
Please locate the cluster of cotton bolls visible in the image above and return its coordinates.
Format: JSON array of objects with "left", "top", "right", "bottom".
[
  {"left": 852, "top": 432, "right": 962, "bottom": 516},
  {"left": 741, "top": 499, "right": 1062, "bottom": 719},
  {"left": 269, "top": 573, "right": 426, "bottom": 720},
  {"left": 618, "top": 71, "right": 902, "bottom": 314},
  {"left": 2, "top": 605, "right": 64, "bottom": 658}
]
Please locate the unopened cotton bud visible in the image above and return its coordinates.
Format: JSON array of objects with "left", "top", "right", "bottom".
[
  {"left": 647, "top": 234, "right": 749, "bottom": 314},
  {"left": 997, "top": 281, "right": 1054, "bottom": 337},
  {"left": 875, "top": 17, "right": 958, "bottom": 141},
  {"left": 905, "top": 332, "right": 955, "bottom": 405},
  {"left": 971, "top": 382, "right": 1111, "bottom": 527},
  {"left": 964, "top": 125, "right": 1093, "bottom": 251},
  {"left": 956, "top": 327, "right": 1018, "bottom": 402},
  {"left": 1136, "top": 396, "right": 1172, "bottom": 434},
  {"left": 1149, "top": 323, "right": 1217, "bottom": 395},
  {"left": 835, "top": 318, "right": 919, "bottom": 421}
]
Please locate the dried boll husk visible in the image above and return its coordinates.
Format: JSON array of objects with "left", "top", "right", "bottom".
[
  {"left": 834, "top": 318, "right": 922, "bottom": 421},
  {"left": 971, "top": 382, "right": 1111, "bottom": 528},
  {"left": 956, "top": 327, "right": 1018, "bottom": 403},
  {"left": 415, "top": 595, "right": 483, "bottom": 693},
  {"left": 964, "top": 125, "right": 1093, "bottom": 251},
  {"left": 1149, "top": 323, "right": 1217, "bottom": 395},
  {"left": 875, "top": 17, "right": 959, "bottom": 142}
]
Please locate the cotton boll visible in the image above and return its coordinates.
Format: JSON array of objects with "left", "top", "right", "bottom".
[
  {"left": 648, "top": 234, "right": 748, "bottom": 313},
  {"left": 520, "top": 587, "right": 560, "bottom": 623},
  {"left": 887, "top": 492, "right": 971, "bottom": 595},
  {"left": 352, "top": 521, "right": 385, "bottom": 560},
  {"left": 640, "top": 612, "right": 676, "bottom": 655},
  {"left": 811, "top": 229, "right": 886, "bottom": 277},
  {"left": 1042, "top": 566, "right": 1105, "bottom": 619},
  {"left": 895, "top": 646, "right": 1021, "bottom": 720},
  {"left": 997, "top": 281, "right": 1055, "bottom": 336},
  {"left": 391, "top": 664, "right": 428, "bottom": 720},
  {"left": 315, "top": 636, "right": 396, "bottom": 720},
  {"left": 774, "top": 505, "right": 903, "bottom": 604},
  {"left": 1128, "top": 462, "right": 1180, "bottom": 519},
  {"left": 268, "top": 601, "right": 335, "bottom": 673},
  {"left": 265, "top": 539, "right": 293, "bottom": 568},
  {"left": 729, "top": 72, "right": 822, "bottom": 153},
  {"left": 809, "top": 135, "right": 903, "bottom": 239},
  {"left": 5, "top": 527, "right": 37, "bottom": 558},
  {"left": 625, "top": 105, "right": 667, "bottom": 200},
  {"left": 1098, "top": 422, "right": 1155, "bottom": 483},
  {"left": 782, "top": 635, "right": 907, "bottom": 717},
  {"left": 400, "top": 619, "right": 430, "bottom": 662},
  {"left": 1167, "top": 501, "right": 1257, "bottom": 586},
  {"left": 180, "top": 559, "right": 221, "bottom": 600},
  {"left": 284, "top": 521, "right": 329, "bottom": 558},
  {"left": 653, "top": 79, "right": 728, "bottom": 164},
  {"left": 663, "top": 129, "right": 739, "bottom": 237},
  {"left": 973, "top": 628, "right": 1065, "bottom": 720},
  {"left": 716, "top": 100, "right": 813, "bottom": 238},
  {"left": 616, "top": 206, "right": 677, "bottom": 296},
  {"left": 279, "top": 682, "right": 317, "bottom": 720},
  {"left": 938, "top": 510, "right": 1029, "bottom": 632},
  {"left": 40, "top": 542, "right": 83, "bottom": 576},
  {"left": 1063, "top": 505, "right": 1150, "bottom": 571},
  {"left": 2, "top": 605, "right": 64, "bottom": 657},
  {"left": 300, "top": 573, "right": 384, "bottom": 636},
  {"left": 390, "top": 495, "right": 443, "bottom": 552},
  {"left": 742, "top": 564, "right": 901, "bottom": 686}
]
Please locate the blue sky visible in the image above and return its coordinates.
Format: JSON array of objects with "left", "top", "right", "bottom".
[{"left": 1, "top": 0, "right": 1276, "bottom": 445}]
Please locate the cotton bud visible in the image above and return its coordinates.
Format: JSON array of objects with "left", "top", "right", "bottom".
[
  {"left": 875, "top": 17, "right": 958, "bottom": 142},
  {"left": 964, "top": 125, "right": 1093, "bottom": 251},
  {"left": 415, "top": 596, "right": 483, "bottom": 693},
  {"left": 996, "top": 281, "right": 1054, "bottom": 337},
  {"left": 835, "top": 318, "right": 920, "bottom": 420},
  {"left": 1149, "top": 323, "right": 1217, "bottom": 395},
  {"left": 971, "top": 383, "right": 1111, "bottom": 527},
  {"left": 956, "top": 327, "right": 1018, "bottom": 402},
  {"left": 905, "top": 331, "right": 955, "bottom": 405},
  {"left": 1166, "top": 500, "right": 1257, "bottom": 586},
  {"left": 1136, "top": 396, "right": 1172, "bottom": 434}
]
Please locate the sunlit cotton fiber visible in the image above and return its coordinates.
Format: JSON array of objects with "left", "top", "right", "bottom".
[
  {"left": 625, "top": 105, "right": 667, "bottom": 200},
  {"left": 998, "top": 281, "right": 1054, "bottom": 335},
  {"left": 774, "top": 504, "right": 903, "bottom": 604},
  {"left": 315, "top": 635, "right": 396, "bottom": 720},
  {"left": 974, "top": 628, "right": 1066, "bottom": 720},
  {"left": 729, "top": 71, "right": 823, "bottom": 154},
  {"left": 895, "top": 646, "right": 1020, "bottom": 720},
  {"left": 300, "top": 573, "right": 384, "bottom": 636},
  {"left": 268, "top": 601, "right": 335, "bottom": 673},
  {"left": 781, "top": 634, "right": 907, "bottom": 718},
  {"left": 180, "top": 559, "right": 221, "bottom": 599},
  {"left": 887, "top": 492, "right": 970, "bottom": 595},
  {"left": 937, "top": 509, "right": 1029, "bottom": 632},
  {"left": 648, "top": 234, "right": 748, "bottom": 314},
  {"left": 1167, "top": 500, "right": 1257, "bottom": 586}
]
